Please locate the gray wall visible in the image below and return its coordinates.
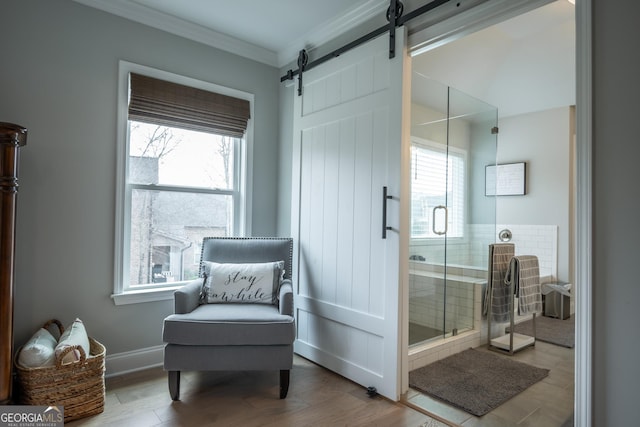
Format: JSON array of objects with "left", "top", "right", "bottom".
[
  {"left": 277, "top": 82, "right": 295, "bottom": 237},
  {"left": 497, "top": 107, "right": 573, "bottom": 283},
  {"left": 0, "top": 0, "right": 280, "bottom": 353},
  {"left": 468, "top": 117, "right": 498, "bottom": 225},
  {"left": 593, "top": 1, "right": 640, "bottom": 425}
]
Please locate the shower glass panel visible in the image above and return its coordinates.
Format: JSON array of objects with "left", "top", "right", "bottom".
[{"left": 409, "top": 74, "right": 497, "bottom": 346}]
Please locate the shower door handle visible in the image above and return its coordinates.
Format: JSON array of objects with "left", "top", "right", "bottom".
[
  {"left": 432, "top": 205, "right": 448, "bottom": 236},
  {"left": 382, "top": 186, "right": 393, "bottom": 239}
]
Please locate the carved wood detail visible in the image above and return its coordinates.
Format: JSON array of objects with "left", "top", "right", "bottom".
[{"left": 0, "top": 122, "right": 26, "bottom": 404}]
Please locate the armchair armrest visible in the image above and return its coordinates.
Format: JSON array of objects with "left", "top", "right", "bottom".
[
  {"left": 279, "top": 279, "right": 294, "bottom": 316},
  {"left": 174, "top": 279, "right": 202, "bottom": 314}
]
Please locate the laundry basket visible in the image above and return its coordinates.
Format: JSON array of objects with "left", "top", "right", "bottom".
[{"left": 14, "top": 319, "right": 106, "bottom": 422}]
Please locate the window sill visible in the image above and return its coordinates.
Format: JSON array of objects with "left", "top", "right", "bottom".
[{"left": 111, "top": 286, "right": 183, "bottom": 305}]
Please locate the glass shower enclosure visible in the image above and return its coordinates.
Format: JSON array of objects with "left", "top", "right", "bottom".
[{"left": 409, "top": 73, "right": 497, "bottom": 346}]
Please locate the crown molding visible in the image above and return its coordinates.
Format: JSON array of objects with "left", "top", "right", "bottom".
[
  {"left": 72, "top": 0, "right": 278, "bottom": 66},
  {"left": 73, "top": 0, "right": 388, "bottom": 70},
  {"left": 277, "top": 0, "right": 388, "bottom": 67}
]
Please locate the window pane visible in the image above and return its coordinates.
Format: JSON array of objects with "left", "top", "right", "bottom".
[
  {"left": 128, "top": 121, "right": 235, "bottom": 190},
  {"left": 129, "top": 189, "right": 233, "bottom": 287},
  {"left": 411, "top": 143, "right": 465, "bottom": 239}
]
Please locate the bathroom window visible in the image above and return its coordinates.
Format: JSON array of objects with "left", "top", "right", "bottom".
[{"left": 411, "top": 139, "right": 465, "bottom": 239}]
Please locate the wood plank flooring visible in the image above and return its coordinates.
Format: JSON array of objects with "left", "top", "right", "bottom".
[
  {"left": 66, "top": 355, "right": 450, "bottom": 427},
  {"left": 65, "top": 341, "right": 573, "bottom": 426}
]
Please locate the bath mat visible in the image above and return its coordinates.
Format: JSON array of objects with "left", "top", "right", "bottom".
[
  {"left": 507, "top": 315, "right": 575, "bottom": 348},
  {"left": 409, "top": 348, "right": 549, "bottom": 417}
]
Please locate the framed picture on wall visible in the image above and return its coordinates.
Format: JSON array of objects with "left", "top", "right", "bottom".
[{"left": 485, "top": 162, "right": 526, "bottom": 196}]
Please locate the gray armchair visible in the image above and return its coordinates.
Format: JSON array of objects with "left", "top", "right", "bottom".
[{"left": 162, "top": 237, "right": 295, "bottom": 401}]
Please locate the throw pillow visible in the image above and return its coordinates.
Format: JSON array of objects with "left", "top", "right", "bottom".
[
  {"left": 55, "top": 318, "right": 90, "bottom": 365},
  {"left": 203, "top": 260, "right": 284, "bottom": 304},
  {"left": 18, "top": 328, "right": 57, "bottom": 368}
]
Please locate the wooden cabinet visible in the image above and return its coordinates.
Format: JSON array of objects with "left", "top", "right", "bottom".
[{"left": 0, "top": 122, "right": 26, "bottom": 404}]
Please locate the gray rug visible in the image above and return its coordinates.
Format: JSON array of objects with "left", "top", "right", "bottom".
[
  {"left": 507, "top": 315, "right": 575, "bottom": 348},
  {"left": 409, "top": 348, "right": 549, "bottom": 417}
]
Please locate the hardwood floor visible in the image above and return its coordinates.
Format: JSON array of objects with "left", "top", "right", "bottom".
[
  {"left": 65, "top": 341, "right": 572, "bottom": 426},
  {"left": 67, "top": 355, "right": 450, "bottom": 427}
]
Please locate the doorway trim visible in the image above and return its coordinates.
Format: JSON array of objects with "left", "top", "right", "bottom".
[
  {"left": 574, "top": 1, "right": 592, "bottom": 426},
  {"left": 406, "top": 1, "right": 592, "bottom": 425}
]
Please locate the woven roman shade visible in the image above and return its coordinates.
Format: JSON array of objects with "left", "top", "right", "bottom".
[{"left": 128, "top": 73, "right": 250, "bottom": 138}]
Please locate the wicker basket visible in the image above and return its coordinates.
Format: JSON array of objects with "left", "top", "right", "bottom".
[{"left": 14, "top": 319, "right": 106, "bottom": 422}]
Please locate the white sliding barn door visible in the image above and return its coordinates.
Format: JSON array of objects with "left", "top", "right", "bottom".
[{"left": 292, "top": 29, "right": 408, "bottom": 400}]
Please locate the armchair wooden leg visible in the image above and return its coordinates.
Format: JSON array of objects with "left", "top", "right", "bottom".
[
  {"left": 279, "top": 370, "right": 290, "bottom": 399},
  {"left": 168, "top": 370, "right": 180, "bottom": 401}
]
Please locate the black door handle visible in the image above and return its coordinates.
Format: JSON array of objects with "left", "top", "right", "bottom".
[{"left": 382, "top": 186, "right": 393, "bottom": 239}]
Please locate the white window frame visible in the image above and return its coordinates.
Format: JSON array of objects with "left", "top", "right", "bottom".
[
  {"left": 112, "top": 61, "right": 253, "bottom": 305},
  {"left": 410, "top": 136, "right": 466, "bottom": 243}
]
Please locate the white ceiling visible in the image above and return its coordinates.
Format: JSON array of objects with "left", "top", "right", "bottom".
[
  {"left": 131, "top": 0, "right": 374, "bottom": 53},
  {"left": 73, "top": 0, "right": 388, "bottom": 67},
  {"left": 73, "top": 0, "right": 575, "bottom": 117},
  {"left": 412, "top": 1, "right": 575, "bottom": 118}
]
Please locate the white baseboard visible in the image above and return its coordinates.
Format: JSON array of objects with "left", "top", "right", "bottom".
[{"left": 104, "top": 345, "right": 164, "bottom": 378}]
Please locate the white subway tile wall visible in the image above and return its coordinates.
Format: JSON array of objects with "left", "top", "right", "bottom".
[
  {"left": 500, "top": 224, "right": 558, "bottom": 279},
  {"left": 408, "top": 224, "right": 559, "bottom": 368},
  {"left": 410, "top": 224, "right": 558, "bottom": 277}
]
